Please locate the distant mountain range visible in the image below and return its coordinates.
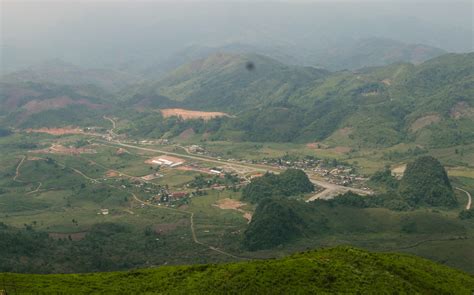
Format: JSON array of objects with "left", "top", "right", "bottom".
[
  {"left": 1, "top": 50, "right": 473, "bottom": 148},
  {"left": 124, "top": 52, "right": 474, "bottom": 147}
]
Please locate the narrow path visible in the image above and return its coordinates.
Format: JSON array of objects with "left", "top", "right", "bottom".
[
  {"left": 13, "top": 155, "right": 26, "bottom": 182},
  {"left": 455, "top": 187, "right": 472, "bottom": 210},
  {"left": 26, "top": 182, "right": 42, "bottom": 195},
  {"left": 131, "top": 193, "right": 244, "bottom": 260},
  {"left": 70, "top": 167, "right": 100, "bottom": 183}
]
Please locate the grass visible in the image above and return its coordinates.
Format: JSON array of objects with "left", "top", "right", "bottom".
[
  {"left": 1, "top": 246, "right": 473, "bottom": 294},
  {"left": 1, "top": 132, "right": 474, "bottom": 275}
]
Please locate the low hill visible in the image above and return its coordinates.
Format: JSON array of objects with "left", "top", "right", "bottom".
[
  {"left": 241, "top": 169, "right": 314, "bottom": 204},
  {"left": 400, "top": 156, "right": 457, "bottom": 207},
  {"left": 1, "top": 246, "right": 472, "bottom": 294}
]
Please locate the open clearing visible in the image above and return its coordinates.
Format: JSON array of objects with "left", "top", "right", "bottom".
[
  {"left": 213, "top": 198, "right": 252, "bottom": 223},
  {"left": 33, "top": 144, "right": 96, "bottom": 155},
  {"left": 160, "top": 108, "right": 231, "bottom": 121},
  {"left": 25, "top": 127, "right": 85, "bottom": 136}
]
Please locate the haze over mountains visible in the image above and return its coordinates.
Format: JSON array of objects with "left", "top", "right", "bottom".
[{"left": 2, "top": 1, "right": 472, "bottom": 73}]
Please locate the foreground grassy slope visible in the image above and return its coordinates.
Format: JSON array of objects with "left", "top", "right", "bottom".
[{"left": 1, "top": 247, "right": 473, "bottom": 294}]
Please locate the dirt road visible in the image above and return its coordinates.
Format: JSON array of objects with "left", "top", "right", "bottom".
[
  {"left": 13, "top": 155, "right": 26, "bottom": 182},
  {"left": 131, "top": 193, "right": 243, "bottom": 260},
  {"left": 103, "top": 116, "right": 118, "bottom": 137},
  {"left": 455, "top": 187, "right": 472, "bottom": 210}
]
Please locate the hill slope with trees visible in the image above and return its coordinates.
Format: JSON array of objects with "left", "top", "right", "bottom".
[
  {"left": 241, "top": 169, "right": 314, "bottom": 204},
  {"left": 400, "top": 156, "right": 457, "bottom": 207},
  {"left": 122, "top": 52, "right": 474, "bottom": 147}
]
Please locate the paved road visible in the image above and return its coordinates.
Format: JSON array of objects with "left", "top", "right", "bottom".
[
  {"left": 455, "top": 187, "right": 472, "bottom": 210},
  {"left": 100, "top": 140, "right": 373, "bottom": 201}
]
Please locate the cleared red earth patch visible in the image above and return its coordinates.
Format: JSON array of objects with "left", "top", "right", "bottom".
[
  {"left": 160, "top": 108, "right": 231, "bottom": 121},
  {"left": 25, "top": 127, "right": 85, "bottom": 136},
  {"left": 22, "top": 96, "right": 104, "bottom": 114}
]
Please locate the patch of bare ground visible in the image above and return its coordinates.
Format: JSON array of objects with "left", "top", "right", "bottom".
[
  {"left": 178, "top": 128, "right": 195, "bottom": 140},
  {"left": 33, "top": 144, "right": 96, "bottom": 155},
  {"left": 154, "top": 219, "right": 188, "bottom": 234},
  {"left": 306, "top": 142, "right": 329, "bottom": 149},
  {"left": 25, "top": 127, "right": 85, "bottom": 136},
  {"left": 381, "top": 79, "right": 392, "bottom": 86},
  {"left": 22, "top": 96, "right": 104, "bottom": 115},
  {"left": 160, "top": 108, "right": 231, "bottom": 121},
  {"left": 410, "top": 114, "right": 441, "bottom": 132},
  {"left": 213, "top": 198, "right": 252, "bottom": 223},
  {"left": 48, "top": 232, "right": 87, "bottom": 241},
  {"left": 450, "top": 101, "right": 474, "bottom": 119},
  {"left": 105, "top": 170, "right": 120, "bottom": 177},
  {"left": 391, "top": 164, "right": 407, "bottom": 179},
  {"left": 116, "top": 148, "right": 129, "bottom": 155}
]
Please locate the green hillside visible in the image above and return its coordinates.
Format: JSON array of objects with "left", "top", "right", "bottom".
[
  {"left": 126, "top": 52, "right": 329, "bottom": 111},
  {"left": 123, "top": 52, "right": 474, "bottom": 147},
  {"left": 1, "top": 52, "right": 472, "bottom": 148},
  {"left": 0, "top": 82, "right": 111, "bottom": 128},
  {"left": 1, "top": 246, "right": 473, "bottom": 294}
]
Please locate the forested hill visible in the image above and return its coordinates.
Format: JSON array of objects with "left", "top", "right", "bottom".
[
  {"left": 123, "top": 52, "right": 474, "bottom": 147},
  {"left": 124, "top": 53, "right": 329, "bottom": 111},
  {"left": 1, "top": 52, "right": 472, "bottom": 148},
  {"left": 1, "top": 247, "right": 473, "bottom": 294}
]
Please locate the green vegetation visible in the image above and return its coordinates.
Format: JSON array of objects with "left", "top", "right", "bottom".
[
  {"left": 241, "top": 169, "right": 314, "bottom": 203},
  {"left": 243, "top": 198, "right": 311, "bottom": 250},
  {"left": 120, "top": 52, "right": 474, "bottom": 148},
  {"left": 2, "top": 52, "right": 473, "bottom": 149},
  {"left": 1, "top": 246, "right": 472, "bottom": 294},
  {"left": 400, "top": 156, "right": 457, "bottom": 207}
]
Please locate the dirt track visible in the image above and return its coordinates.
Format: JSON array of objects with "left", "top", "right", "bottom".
[{"left": 456, "top": 187, "right": 472, "bottom": 210}]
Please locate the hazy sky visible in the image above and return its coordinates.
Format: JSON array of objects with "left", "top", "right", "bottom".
[{"left": 1, "top": 0, "right": 472, "bottom": 70}]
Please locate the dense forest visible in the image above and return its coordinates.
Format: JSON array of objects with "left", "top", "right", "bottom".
[{"left": 241, "top": 169, "right": 314, "bottom": 204}]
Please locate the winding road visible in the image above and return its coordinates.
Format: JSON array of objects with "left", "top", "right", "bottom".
[{"left": 455, "top": 187, "right": 472, "bottom": 210}]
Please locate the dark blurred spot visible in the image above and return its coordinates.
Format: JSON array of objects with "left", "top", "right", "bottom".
[{"left": 245, "top": 61, "right": 255, "bottom": 71}]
